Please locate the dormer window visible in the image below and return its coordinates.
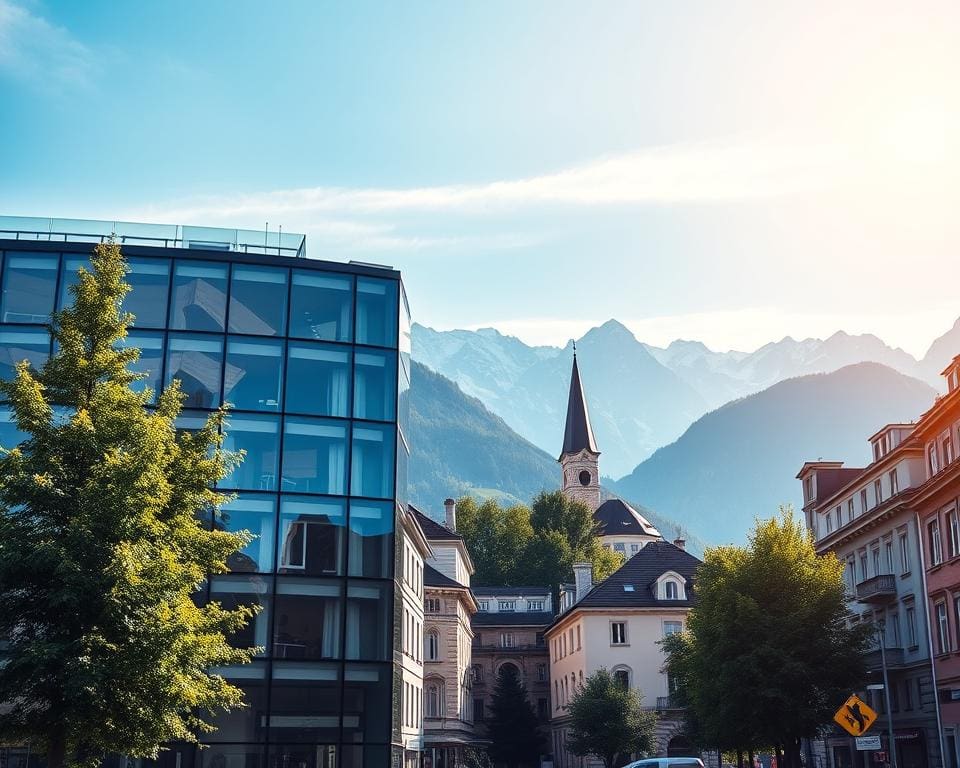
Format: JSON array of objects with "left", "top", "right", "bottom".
[
  {"left": 665, "top": 581, "right": 679, "bottom": 600},
  {"left": 498, "top": 600, "right": 516, "bottom": 612},
  {"left": 623, "top": 585, "right": 635, "bottom": 592}
]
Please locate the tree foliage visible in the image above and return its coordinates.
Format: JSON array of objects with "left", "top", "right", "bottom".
[
  {"left": 0, "top": 242, "right": 255, "bottom": 767},
  {"left": 456, "top": 491, "right": 623, "bottom": 590},
  {"left": 566, "top": 668, "right": 658, "bottom": 768},
  {"left": 486, "top": 664, "right": 544, "bottom": 768},
  {"left": 662, "top": 508, "right": 871, "bottom": 764}
]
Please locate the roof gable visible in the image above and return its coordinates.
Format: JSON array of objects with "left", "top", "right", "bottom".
[{"left": 560, "top": 355, "right": 599, "bottom": 457}]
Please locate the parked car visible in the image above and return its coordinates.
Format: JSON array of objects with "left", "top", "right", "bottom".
[{"left": 624, "top": 759, "right": 705, "bottom": 768}]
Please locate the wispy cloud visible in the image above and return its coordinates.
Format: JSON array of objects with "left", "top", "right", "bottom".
[{"left": 0, "top": 0, "right": 95, "bottom": 90}]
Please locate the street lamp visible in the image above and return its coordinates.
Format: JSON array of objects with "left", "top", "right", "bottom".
[{"left": 875, "top": 621, "right": 898, "bottom": 768}]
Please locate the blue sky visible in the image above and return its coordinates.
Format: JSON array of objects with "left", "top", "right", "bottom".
[{"left": 1, "top": 0, "right": 958, "bottom": 355}]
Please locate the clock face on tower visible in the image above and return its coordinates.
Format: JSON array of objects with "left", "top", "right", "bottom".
[{"left": 579, "top": 470, "right": 591, "bottom": 486}]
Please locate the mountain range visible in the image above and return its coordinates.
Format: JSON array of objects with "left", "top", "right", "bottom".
[{"left": 413, "top": 316, "right": 960, "bottom": 478}]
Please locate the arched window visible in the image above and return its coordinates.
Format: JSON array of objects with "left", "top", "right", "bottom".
[
  {"left": 426, "top": 629, "right": 440, "bottom": 661},
  {"left": 613, "top": 667, "right": 631, "bottom": 688},
  {"left": 425, "top": 678, "right": 444, "bottom": 717}
]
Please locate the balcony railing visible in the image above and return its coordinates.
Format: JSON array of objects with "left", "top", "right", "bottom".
[
  {"left": 655, "top": 696, "right": 683, "bottom": 710},
  {"left": 0, "top": 216, "right": 307, "bottom": 258},
  {"left": 472, "top": 643, "right": 547, "bottom": 652},
  {"left": 856, "top": 574, "right": 897, "bottom": 603},
  {"left": 864, "top": 647, "right": 905, "bottom": 670}
]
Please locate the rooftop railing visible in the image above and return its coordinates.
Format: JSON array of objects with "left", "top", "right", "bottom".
[{"left": 0, "top": 216, "right": 306, "bottom": 258}]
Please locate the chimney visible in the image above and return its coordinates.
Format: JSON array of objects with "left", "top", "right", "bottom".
[
  {"left": 573, "top": 562, "right": 593, "bottom": 603},
  {"left": 444, "top": 498, "right": 457, "bottom": 531},
  {"left": 673, "top": 536, "right": 686, "bottom": 551}
]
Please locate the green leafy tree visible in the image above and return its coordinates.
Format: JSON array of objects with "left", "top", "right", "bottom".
[
  {"left": 486, "top": 665, "right": 544, "bottom": 768},
  {"left": 0, "top": 242, "right": 255, "bottom": 768},
  {"left": 566, "top": 668, "right": 658, "bottom": 768},
  {"left": 456, "top": 497, "right": 533, "bottom": 586},
  {"left": 662, "top": 508, "right": 871, "bottom": 767}
]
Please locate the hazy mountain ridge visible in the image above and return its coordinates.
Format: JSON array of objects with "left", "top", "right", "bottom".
[
  {"left": 610, "top": 362, "right": 938, "bottom": 543},
  {"left": 414, "top": 316, "right": 960, "bottom": 477}
]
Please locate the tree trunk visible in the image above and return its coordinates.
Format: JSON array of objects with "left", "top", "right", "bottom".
[
  {"left": 47, "top": 730, "right": 67, "bottom": 768},
  {"left": 738, "top": 749, "right": 744, "bottom": 768},
  {"left": 749, "top": 749, "right": 755, "bottom": 768}
]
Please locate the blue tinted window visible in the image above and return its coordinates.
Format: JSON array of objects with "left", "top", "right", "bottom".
[
  {"left": 353, "top": 349, "right": 396, "bottom": 421},
  {"left": 0, "top": 406, "right": 26, "bottom": 451},
  {"left": 269, "top": 663, "right": 341, "bottom": 743},
  {"left": 355, "top": 277, "right": 397, "bottom": 347},
  {"left": 166, "top": 334, "right": 223, "bottom": 409},
  {"left": 278, "top": 496, "right": 346, "bottom": 576},
  {"left": 118, "top": 331, "right": 164, "bottom": 404},
  {"left": 274, "top": 578, "right": 342, "bottom": 660},
  {"left": 208, "top": 575, "right": 272, "bottom": 656},
  {"left": 347, "top": 501, "right": 393, "bottom": 580},
  {"left": 169, "top": 261, "right": 228, "bottom": 332},
  {"left": 221, "top": 414, "right": 280, "bottom": 491},
  {"left": 201, "top": 662, "right": 268, "bottom": 743},
  {"left": 1, "top": 253, "right": 59, "bottom": 324},
  {"left": 281, "top": 417, "right": 347, "bottom": 495},
  {"left": 289, "top": 271, "right": 352, "bottom": 342},
  {"left": 174, "top": 409, "right": 210, "bottom": 435},
  {"left": 350, "top": 422, "right": 394, "bottom": 499},
  {"left": 345, "top": 581, "right": 391, "bottom": 660},
  {"left": 0, "top": 328, "right": 49, "bottom": 384},
  {"left": 285, "top": 342, "right": 351, "bottom": 417},
  {"left": 229, "top": 266, "right": 288, "bottom": 336},
  {"left": 224, "top": 338, "right": 284, "bottom": 412},
  {"left": 215, "top": 494, "right": 277, "bottom": 573},
  {"left": 342, "top": 663, "right": 392, "bottom": 744},
  {"left": 124, "top": 258, "right": 170, "bottom": 328},
  {"left": 58, "top": 255, "right": 91, "bottom": 309}
]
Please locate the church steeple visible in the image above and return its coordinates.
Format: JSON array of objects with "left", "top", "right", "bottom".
[{"left": 559, "top": 346, "right": 601, "bottom": 511}]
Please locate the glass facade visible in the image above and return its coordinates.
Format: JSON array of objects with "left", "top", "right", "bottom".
[{"left": 0, "top": 240, "right": 410, "bottom": 768}]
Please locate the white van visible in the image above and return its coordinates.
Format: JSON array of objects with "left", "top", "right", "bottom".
[{"left": 624, "top": 759, "right": 705, "bottom": 768}]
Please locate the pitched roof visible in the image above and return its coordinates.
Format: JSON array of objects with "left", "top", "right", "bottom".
[
  {"left": 472, "top": 586, "right": 551, "bottom": 597},
  {"left": 472, "top": 610, "right": 556, "bottom": 627},
  {"left": 575, "top": 540, "right": 701, "bottom": 609},
  {"left": 410, "top": 506, "right": 463, "bottom": 542},
  {"left": 560, "top": 355, "right": 599, "bottom": 457},
  {"left": 594, "top": 498, "right": 661, "bottom": 537},
  {"left": 424, "top": 563, "right": 465, "bottom": 589}
]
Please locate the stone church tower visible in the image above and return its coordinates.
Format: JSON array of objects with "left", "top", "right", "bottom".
[{"left": 559, "top": 351, "right": 601, "bottom": 512}]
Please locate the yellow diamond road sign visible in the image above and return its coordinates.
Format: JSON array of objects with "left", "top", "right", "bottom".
[{"left": 834, "top": 694, "right": 878, "bottom": 737}]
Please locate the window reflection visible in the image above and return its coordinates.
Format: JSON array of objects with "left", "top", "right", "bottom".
[
  {"left": 208, "top": 575, "right": 272, "bottom": 656},
  {"left": 0, "top": 328, "right": 49, "bottom": 383},
  {"left": 345, "top": 581, "right": 390, "bottom": 660},
  {"left": 289, "top": 271, "right": 352, "bottom": 342},
  {"left": 166, "top": 334, "right": 223, "bottom": 408},
  {"left": 269, "top": 663, "right": 341, "bottom": 743},
  {"left": 224, "top": 338, "right": 284, "bottom": 412},
  {"left": 347, "top": 500, "right": 393, "bottom": 579},
  {"left": 281, "top": 418, "right": 347, "bottom": 495},
  {"left": 350, "top": 423, "right": 394, "bottom": 499},
  {"left": 215, "top": 493, "right": 277, "bottom": 573},
  {"left": 355, "top": 277, "right": 397, "bottom": 347},
  {"left": 285, "top": 343, "right": 350, "bottom": 417},
  {"left": 118, "top": 331, "right": 164, "bottom": 404},
  {"left": 353, "top": 349, "right": 395, "bottom": 421},
  {"left": 229, "top": 266, "right": 288, "bottom": 336},
  {"left": 58, "top": 256, "right": 91, "bottom": 309},
  {"left": 274, "top": 579, "right": 342, "bottom": 659},
  {"left": 124, "top": 258, "right": 170, "bottom": 328},
  {"left": 200, "top": 746, "right": 264, "bottom": 768},
  {"left": 169, "top": 262, "right": 228, "bottom": 332},
  {"left": 1, "top": 254, "right": 58, "bottom": 324},
  {"left": 202, "top": 663, "right": 267, "bottom": 743},
  {"left": 0, "top": 406, "right": 26, "bottom": 450},
  {"left": 221, "top": 415, "right": 280, "bottom": 491},
  {"left": 342, "top": 664, "right": 392, "bottom": 744},
  {"left": 268, "top": 745, "right": 340, "bottom": 768},
  {"left": 278, "top": 497, "right": 345, "bottom": 577}
]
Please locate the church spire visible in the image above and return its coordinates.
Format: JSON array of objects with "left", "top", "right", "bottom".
[{"left": 560, "top": 348, "right": 599, "bottom": 458}]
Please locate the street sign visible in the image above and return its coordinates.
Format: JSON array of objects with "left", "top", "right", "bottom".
[
  {"left": 856, "top": 736, "right": 882, "bottom": 751},
  {"left": 833, "top": 694, "right": 878, "bottom": 736}
]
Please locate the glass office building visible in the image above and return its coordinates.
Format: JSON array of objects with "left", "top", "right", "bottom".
[{"left": 0, "top": 218, "right": 412, "bottom": 768}]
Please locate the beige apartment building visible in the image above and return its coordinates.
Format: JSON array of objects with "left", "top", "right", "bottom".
[{"left": 546, "top": 541, "right": 702, "bottom": 768}]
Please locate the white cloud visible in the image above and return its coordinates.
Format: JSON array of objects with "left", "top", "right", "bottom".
[{"left": 0, "top": 0, "right": 95, "bottom": 89}]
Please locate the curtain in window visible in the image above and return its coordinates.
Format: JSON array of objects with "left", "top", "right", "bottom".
[{"left": 328, "top": 441, "right": 346, "bottom": 494}]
